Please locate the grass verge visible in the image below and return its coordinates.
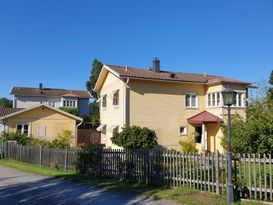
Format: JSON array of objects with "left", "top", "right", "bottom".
[
  {"left": 0, "top": 158, "right": 266, "bottom": 205},
  {"left": 0, "top": 158, "right": 75, "bottom": 176}
]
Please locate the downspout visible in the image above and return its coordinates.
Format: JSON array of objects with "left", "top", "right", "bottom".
[
  {"left": 75, "top": 119, "right": 83, "bottom": 146},
  {"left": 123, "top": 78, "right": 130, "bottom": 127}
]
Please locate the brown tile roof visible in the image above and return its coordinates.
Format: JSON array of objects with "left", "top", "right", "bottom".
[
  {"left": 106, "top": 64, "right": 253, "bottom": 86},
  {"left": 10, "top": 87, "right": 91, "bottom": 98},
  {"left": 0, "top": 107, "right": 24, "bottom": 117},
  {"left": 187, "top": 111, "right": 223, "bottom": 124}
]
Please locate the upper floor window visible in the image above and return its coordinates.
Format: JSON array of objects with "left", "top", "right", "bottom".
[
  {"left": 208, "top": 92, "right": 221, "bottom": 107},
  {"left": 63, "top": 100, "right": 76, "bottom": 108},
  {"left": 185, "top": 93, "right": 198, "bottom": 108},
  {"left": 233, "top": 93, "right": 244, "bottom": 107},
  {"left": 102, "top": 95, "right": 107, "bottom": 108},
  {"left": 16, "top": 124, "right": 29, "bottom": 135},
  {"left": 48, "top": 101, "right": 56, "bottom": 107},
  {"left": 113, "top": 90, "right": 119, "bottom": 107}
]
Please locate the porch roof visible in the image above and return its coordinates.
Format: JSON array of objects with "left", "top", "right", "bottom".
[{"left": 187, "top": 111, "right": 223, "bottom": 124}]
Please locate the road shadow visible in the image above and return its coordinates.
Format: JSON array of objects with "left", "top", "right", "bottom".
[{"left": 0, "top": 175, "right": 172, "bottom": 205}]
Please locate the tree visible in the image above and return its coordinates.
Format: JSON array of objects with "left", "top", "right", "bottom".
[
  {"left": 0, "top": 97, "right": 12, "bottom": 108},
  {"left": 267, "top": 70, "right": 273, "bottom": 101},
  {"left": 86, "top": 59, "right": 103, "bottom": 99},
  {"left": 111, "top": 126, "right": 158, "bottom": 149}
]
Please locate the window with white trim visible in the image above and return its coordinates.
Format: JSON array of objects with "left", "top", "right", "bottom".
[
  {"left": 63, "top": 100, "right": 77, "bottom": 108},
  {"left": 179, "top": 126, "right": 187, "bottom": 135},
  {"left": 233, "top": 93, "right": 244, "bottom": 107},
  {"left": 113, "top": 90, "right": 119, "bottom": 106},
  {"left": 16, "top": 124, "right": 29, "bottom": 135},
  {"left": 102, "top": 95, "right": 107, "bottom": 108},
  {"left": 37, "top": 125, "right": 46, "bottom": 139},
  {"left": 101, "top": 125, "right": 107, "bottom": 135},
  {"left": 207, "top": 92, "right": 221, "bottom": 107},
  {"left": 48, "top": 101, "right": 56, "bottom": 107},
  {"left": 185, "top": 93, "right": 198, "bottom": 108}
]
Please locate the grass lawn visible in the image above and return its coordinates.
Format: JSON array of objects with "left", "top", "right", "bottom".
[{"left": 0, "top": 158, "right": 267, "bottom": 205}]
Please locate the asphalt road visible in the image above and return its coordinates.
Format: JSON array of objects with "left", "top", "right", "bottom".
[{"left": 0, "top": 165, "right": 176, "bottom": 205}]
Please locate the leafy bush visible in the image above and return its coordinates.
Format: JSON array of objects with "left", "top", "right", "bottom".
[
  {"left": 3, "top": 132, "right": 29, "bottom": 145},
  {"left": 111, "top": 126, "right": 158, "bottom": 149},
  {"left": 179, "top": 138, "right": 198, "bottom": 153},
  {"left": 59, "top": 107, "right": 78, "bottom": 116},
  {"left": 74, "top": 143, "right": 102, "bottom": 174},
  {"left": 26, "top": 138, "right": 51, "bottom": 147},
  {"left": 49, "top": 130, "right": 73, "bottom": 149}
]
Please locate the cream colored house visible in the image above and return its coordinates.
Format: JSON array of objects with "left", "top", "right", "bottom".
[
  {"left": 94, "top": 58, "right": 255, "bottom": 153},
  {"left": 0, "top": 104, "right": 83, "bottom": 145}
]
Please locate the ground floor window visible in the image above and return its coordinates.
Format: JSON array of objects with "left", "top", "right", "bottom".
[{"left": 16, "top": 124, "right": 29, "bottom": 135}]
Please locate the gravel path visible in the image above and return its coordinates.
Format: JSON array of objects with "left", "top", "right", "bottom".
[{"left": 0, "top": 165, "right": 176, "bottom": 205}]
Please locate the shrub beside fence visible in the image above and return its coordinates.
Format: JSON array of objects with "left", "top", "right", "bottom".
[{"left": 3, "top": 141, "right": 76, "bottom": 170}]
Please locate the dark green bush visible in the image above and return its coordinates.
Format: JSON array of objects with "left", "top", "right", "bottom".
[
  {"left": 3, "top": 132, "right": 29, "bottom": 145},
  {"left": 74, "top": 143, "right": 102, "bottom": 174},
  {"left": 111, "top": 126, "right": 158, "bottom": 149},
  {"left": 59, "top": 107, "right": 78, "bottom": 116}
]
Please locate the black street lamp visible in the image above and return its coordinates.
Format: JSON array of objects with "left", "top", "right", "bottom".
[{"left": 222, "top": 86, "right": 237, "bottom": 204}]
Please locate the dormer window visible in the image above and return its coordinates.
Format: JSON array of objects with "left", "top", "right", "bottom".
[{"left": 63, "top": 100, "right": 77, "bottom": 108}]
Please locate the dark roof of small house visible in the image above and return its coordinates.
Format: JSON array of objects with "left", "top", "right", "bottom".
[
  {"left": 0, "top": 107, "right": 24, "bottom": 117},
  {"left": 10, "top": 87, "right": 92, "bottom": 98},
  {"left": 106, "top": 64, "right": 255, "bottom": 86},
  {"left": 187, "top": 111, "right": 223, "bottom": 124}
]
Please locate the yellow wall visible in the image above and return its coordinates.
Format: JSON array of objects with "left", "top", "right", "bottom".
[
  {"left": 99, "top": 72, "right": 125, "bottom": 148},
  {"left": 97, "top": 71, "right": 248, "bottom": 153},
  {"left": 129, "top": 80, "right": 206, "bottom": 150},
  {"left": 6, "top": 106, "right": 77, "bottom": 144}
]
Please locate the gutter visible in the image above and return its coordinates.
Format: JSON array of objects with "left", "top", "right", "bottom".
[
  {"left": 123, "top": 78, "right": 130, "bottom": 127},
  {"left": 75, "top": 119, "right": 83, "bottom": 146}
]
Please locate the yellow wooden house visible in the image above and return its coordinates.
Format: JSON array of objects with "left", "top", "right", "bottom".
[
  {"left": 0, "top": 104, "right": 83, "bottom": 145},
  {"left": 94, "top": 58, "right": 255, "bottom": 153}
]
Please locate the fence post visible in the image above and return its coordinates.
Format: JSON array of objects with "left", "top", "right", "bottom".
[
  {"left": 39, "top": 146, "right": 42, "bottom": 166},
  {"left": 144, "top": 149, "right": 149, "bottom": 185},
  {"left": 64, "top": 148, "right": 68, "bottom": 171},
  {"left": 215, "top": 150, "right": 220, "bottom": 194}
]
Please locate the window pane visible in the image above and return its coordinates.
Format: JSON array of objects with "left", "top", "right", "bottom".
[
  {"left": 185, "top": 94, "right": 191, "bottom": 107},
  {"left": 234, "top": 94, "right": 237, "bottom": 106},
  {"left": 238, "top": 93, "right": 242, "bottom": 107},
  {"left": 208, "top": 94, "right": 211, "bottom": 106},
  {"left": 23, "top": 124, "right": 29, "bottom": 134},
  {"left": 212, "top": 93, "right": 215, "bottom": 106},
  {"left": 17, "top": 125, "right": 22, "bottom": 132},
  {"left": 72, "top": 101, "right": 76, "bottom": 107},
  {"left": 191, "top": 95, "right": 196, "bottom": 107},
  {"left": 216, "top": 93, "right": 220, "bottom": 106}
]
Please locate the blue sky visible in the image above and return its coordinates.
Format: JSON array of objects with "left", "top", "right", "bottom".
[{"left": 0, "top": 0, "right": 273, "bottom": 99}]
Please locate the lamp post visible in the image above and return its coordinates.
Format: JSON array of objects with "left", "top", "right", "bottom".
[{"left": 222, "top": 86, "right": 237, "bottom": 204}]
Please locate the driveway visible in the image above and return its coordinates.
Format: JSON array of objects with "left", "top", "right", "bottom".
[{"left": 0, "top": 165, "right": 176, "bottom": 205}]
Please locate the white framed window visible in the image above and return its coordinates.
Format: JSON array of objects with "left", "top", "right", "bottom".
[
  {"left": 102, "top": 95, "right": 107, "bottom": 108},
  {"left": 48, "top": 101, "right": 56, "bottom": 107},
  {"left": 112, "top": 126, "right": 119, "bottom": 137},
  {"left": 207, "top": 92, "right": 222, "bottom": 108},
  {"left": 63, "top": 100, "right": 77, "bottom": 108},
  {"left": 233, "top": 93, "right": 244, "bottom": 107},
  {"left": 16, "top": 124, "right": 29, "bottom": 135},
  {"left": 113, "top": 90, "right": 119, "bottom": 107},
  {"left": 37, "top": 125, "right": 46, "bottom": 139},
  {"left": 179, "top": 126, "right": 187, "bottom": 135},
  {"left": 101, "top": 125, "right": 107, "bottom": 135},
  {"left": 185, "top": 93, "right": 198, "bottom": 108}
]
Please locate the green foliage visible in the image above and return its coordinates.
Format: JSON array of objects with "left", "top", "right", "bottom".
[
  {"left": 49, "top": 161, "right": 59, "bottom": 170},
  {"left": 3, "top": 132, "right": 29, "bottom": 145},
  {"left": 26, "top": 138, "right": 51, "bottom": 147},
  {"left": 86, "top": 59, "right": 103, "bottom": 99},
  {"left": 74, "top": 143, "right": 102, "bottom": 174},
  {"left": 221, "top": 100, "right": 273, "bottom": 154},
  {"left": 179, "top": 139, "right": 198, "bottom": 153},
  {"left": 59, "top": 107, "right": 78, "bottom": 116},
  {"left": 49, "top": 130, "right": 73, "bottom": 148},
  {"left": 111, "top": 126, "right": 158, "bottom": 149},
  {"left": 0, "top": 97, "right": 12, "bottom": 108},
  {"left": 89, "top": 101, "right": 100, "bottom": 123}
]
